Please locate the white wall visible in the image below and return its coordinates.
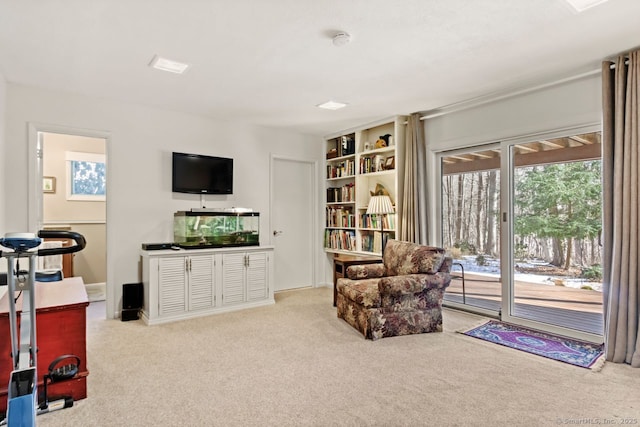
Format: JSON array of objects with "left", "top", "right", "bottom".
[
  {"left": 425, "top": 73, "right": 602, "bottom": 150},
  {"left": 5, "top": 84, "right": 323, "bottom": 318},
  {"left": 423, "top": 72, "right": 603, "bottom": 242}
]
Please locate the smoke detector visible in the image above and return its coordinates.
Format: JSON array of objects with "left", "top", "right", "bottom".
[{"left": 332, "top": 32, "right": 351, "bottom": 47}]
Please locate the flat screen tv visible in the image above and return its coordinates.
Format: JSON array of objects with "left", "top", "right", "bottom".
[{"left": 172, "top": 152, "right": 233, "bottom": 194}]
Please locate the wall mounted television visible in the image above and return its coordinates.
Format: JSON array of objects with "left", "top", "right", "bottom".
[{"left": 172, "top": 152, "right": 233, "bottom": 194}]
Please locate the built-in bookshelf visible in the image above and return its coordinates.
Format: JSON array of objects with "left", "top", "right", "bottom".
[{"left": 323, "top": 116, "right": 406, "bottom": 255}]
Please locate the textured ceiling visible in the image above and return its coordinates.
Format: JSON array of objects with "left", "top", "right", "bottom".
[{"left": 0, "top": 0, "right": 638, "bottom": 136}]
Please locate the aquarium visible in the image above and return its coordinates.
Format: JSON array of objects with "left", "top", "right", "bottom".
[{"left": 173, "top": 210, "right": 260, "bottom": 248}]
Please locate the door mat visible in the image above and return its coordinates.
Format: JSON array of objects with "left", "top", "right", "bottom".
[{"left": 459, "top": 320, "right": 605, "bottom": 370}]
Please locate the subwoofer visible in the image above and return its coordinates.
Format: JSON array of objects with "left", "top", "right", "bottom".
[{"left": 121, "top": 282, "right": 143, "bottom": 322}]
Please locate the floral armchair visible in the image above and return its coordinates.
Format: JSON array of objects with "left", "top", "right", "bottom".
[{"left": 336, "top": 239, "right": 452, "bottom": 340}]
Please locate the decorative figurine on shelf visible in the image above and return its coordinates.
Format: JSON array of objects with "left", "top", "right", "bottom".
[
  {"left": 370, "top": 183, "right": 393, "bottom": 203},
  {"left": 375, "top": 134, "right": 392, "bottom": 148}
]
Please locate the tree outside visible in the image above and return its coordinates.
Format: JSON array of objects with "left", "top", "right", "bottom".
[
  {"left": 514, "top": 160, "right": 602, "bottom": 273},
  {"left": 442, "top": 158, "right": 602, "bottom": 285}
]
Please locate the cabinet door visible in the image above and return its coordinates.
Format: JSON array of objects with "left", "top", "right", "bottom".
[
  {"left": 246, "top": 252, "right": 268, "bottom": 301},
  {"left": 222, "top": 253, "right": 245, "bottom": 305},
  {"left": 188, "top": 255, "right": 215, "bottom": 311},
  {"left": 158, "top": 257, "right": 187, "bottom": 316}
]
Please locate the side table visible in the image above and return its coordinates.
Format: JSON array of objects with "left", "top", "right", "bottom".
[{"left": 333, "top": 254, "right": 381, "bottom": 306}]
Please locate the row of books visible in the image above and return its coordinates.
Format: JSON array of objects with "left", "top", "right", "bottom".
[
  {"left": 326, "top": 207, "right": 356, "bottom": 228},
  {"left": 359, "top": 155, "right": 385, "bottom": 174},
  {"left": 327, "top": 159, "right": 355, "bottom": 179},
  {"left": 360, "top": 213, "right": 396, "bottom": 230},
  {"left": 360, "top": 231, "right": 392, "bottom": 254},
  {"left": 326, "top": 184, "right": 355, "bottom": 203},
  {"left": 326, "top": 135, "right": 355, "bottom": 159},
  {"left": 324, "top": 229, "right": 356, "bottom": 251}
]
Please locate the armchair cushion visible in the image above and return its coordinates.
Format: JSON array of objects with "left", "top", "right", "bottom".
[{"left": 383, "top": 239, "right": 445, "bottom": 276}]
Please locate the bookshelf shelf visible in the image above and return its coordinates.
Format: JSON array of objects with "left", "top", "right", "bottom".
[
  {"left": 327, "top": 176, "right": 355, "bottom": 181},
  {"left": 323, "top": 116, "right": 406, "bottom": 255},
  {"left": 359, "top": 170, "right": 394, "bottom": 177}
]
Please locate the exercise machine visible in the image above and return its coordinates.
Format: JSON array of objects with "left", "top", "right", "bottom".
[{"left": 0, "top": 230, "right": 86, "bottom": 426}]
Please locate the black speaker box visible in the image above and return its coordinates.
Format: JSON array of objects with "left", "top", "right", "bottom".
[
  {"left": 121, "top": 309, "right": 140, "bottom": 322},
  {"left": 122, "top": 282, "right": 143, "bottom": 322},
  {"left": 123, "top": 282, "right": 143, "bottom": 309}
]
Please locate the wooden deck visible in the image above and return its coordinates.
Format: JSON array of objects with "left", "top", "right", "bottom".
[{"left": 445, "top": 272, "right": 604, "bottom": 336}]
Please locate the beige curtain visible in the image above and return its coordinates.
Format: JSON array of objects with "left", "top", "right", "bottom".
[
  {"left": 399, "top": 113, "right": 429, "bottom": 244},
  {"left": 602, "top": 50, "right": 640, "bottom": 367}
]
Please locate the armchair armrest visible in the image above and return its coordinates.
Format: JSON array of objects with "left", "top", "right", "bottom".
[
  {"left": 439, "top": 256, "right": 453, "bottom": 273},
  {"left": 346, "top": 263, "right": 385, "bottom": 280},
  {"left": 379, "top": 273, "right": 451, "bottom": 296}
]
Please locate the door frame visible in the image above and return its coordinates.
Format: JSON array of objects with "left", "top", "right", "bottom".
[
  {"left": 269, "top": 154, "right": 319, "bottom": 289},
  {"left": 435, "top": 123, "right": 603, "bottom": 342},
  {"left": 28, "top": 122, "right": 112, "bottom": 316},
  {"left": 499, "top": 123, "right": 603, "bottom": 343}
]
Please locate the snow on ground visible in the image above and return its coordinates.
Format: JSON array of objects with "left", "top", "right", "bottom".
[{"left": 453, "top": 256, "right": 602, "bottom": 292}]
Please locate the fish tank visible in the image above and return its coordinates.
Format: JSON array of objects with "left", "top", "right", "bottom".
[{"left": 173, "top": 210, "right": 260, "bottom": 248}]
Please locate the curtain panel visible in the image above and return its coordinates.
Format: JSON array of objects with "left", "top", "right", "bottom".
[
  {"left": 602, "top": 51, "right": 640, "bottom": 367},
  {"left": 399, "top": 113, "right": 429, "bottom": 244}
]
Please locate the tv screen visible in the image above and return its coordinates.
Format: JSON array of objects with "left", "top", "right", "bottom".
[{"left": 172, "top": 152, "right": 233, "bottom": 194}]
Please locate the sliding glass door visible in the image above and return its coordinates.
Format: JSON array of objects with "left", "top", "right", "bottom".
[
  {"left": 440, "top": 130, "right": 604, "bottom": 341},
  {"left": 440, "top": 144, "right": 502, "bottom": 316},
  {"left": 501, "top": 132, "right": 603, "bottom": 342}
]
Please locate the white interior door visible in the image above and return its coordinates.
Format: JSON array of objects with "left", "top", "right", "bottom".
[{"left": 271, "top": 156, "right": 315, "bottom": 292}]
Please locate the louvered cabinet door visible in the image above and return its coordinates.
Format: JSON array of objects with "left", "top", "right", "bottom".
[
  {"left": 246, "top": 252, "right": 268, "bottom": 301},
  {"left": 188, "top": 255, "right": 215, "bottom": 311},
  {"left": 222, "top": 253, "right": 245, "bottom": 305},
  {"left": 158, "top": 257, "right": 188, "bottom": 316}
]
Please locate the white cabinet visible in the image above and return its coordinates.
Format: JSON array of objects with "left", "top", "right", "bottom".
[
  {"left": 157, "top": 254, "right": 214, "bottom": 317},
  {"left": 141, "top": 246, "right": 274, "bottom": 325},
  {"left": 221, "top": 251, "right": 268, "bottom": 306}
]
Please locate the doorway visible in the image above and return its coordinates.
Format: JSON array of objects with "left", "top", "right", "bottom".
[
  {"left": 28, "top": 124, "right": 109, "bottom": 317},
  {"left": 439, "top": 129, "right": 603, "bottom": 342},
  {"left": 270, "top": 156, "right": 317, "bottom": 292}
]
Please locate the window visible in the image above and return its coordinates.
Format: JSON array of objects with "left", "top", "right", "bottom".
[{"left": 65, "top": 151, "right": 106, "bottom": 201}]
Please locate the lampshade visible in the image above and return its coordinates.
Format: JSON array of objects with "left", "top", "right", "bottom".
[{"left": 366, "top": 195, "right": 394, "bottom": 215}]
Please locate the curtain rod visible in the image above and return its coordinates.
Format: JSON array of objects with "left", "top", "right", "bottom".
[
  {"left": 420, "top": 68, "right": 600, "bottom": 121},
  {"left": 609, "top": 59, "right": 630, "bottom": 69}
]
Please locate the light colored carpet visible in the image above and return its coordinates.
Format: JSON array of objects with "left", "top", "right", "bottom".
[{"left": 39, "top": 287, "right": 639, "bottom": 426}]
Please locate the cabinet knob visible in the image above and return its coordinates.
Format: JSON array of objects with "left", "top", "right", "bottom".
[{"left": 273, "top": 230, "right": 283, "bottom": 236}]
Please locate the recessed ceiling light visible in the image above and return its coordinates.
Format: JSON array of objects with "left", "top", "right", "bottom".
[
  {"left": 564, "top": 0, "right": 609, "bottom": 12},
  {"left": 149, "top": 55, "right": 190, "bottom": 74},
  {"left": 317, "top": 101, "right": 348, "bottom": 110}
]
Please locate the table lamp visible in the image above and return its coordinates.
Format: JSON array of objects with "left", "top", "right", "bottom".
[{"left": 366, "top": 194, "right": 394, "bottom": 254}]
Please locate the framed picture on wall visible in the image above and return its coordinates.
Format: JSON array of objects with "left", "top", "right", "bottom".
[{"left": 43, "top": 176, "right": 56, "bottom": 193}]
